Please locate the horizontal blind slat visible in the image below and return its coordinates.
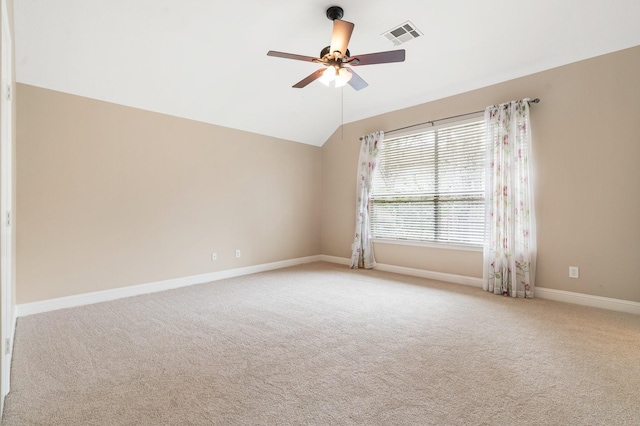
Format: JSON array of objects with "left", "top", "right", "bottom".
[{"left": 371, "top": 118, "right": 485, "bottom": 246}]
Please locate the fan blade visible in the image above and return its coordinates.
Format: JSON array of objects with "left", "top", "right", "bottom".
[
  {"left": 350, "top": 49, "right": 405, "bottom": 66},
  {"left": 267, "top": 51, "right": 319, "bottom": 62},
  {"left": 346, "top": 68, "right": 368, "bottom": 91},
  {"left": 293, "top": 68, "right": 326, "bottom": 88},
  {"left": 329, "top": 19, "right": 354, "bottom": 59}
]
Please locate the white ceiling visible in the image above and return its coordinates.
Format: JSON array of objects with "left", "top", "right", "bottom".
[{"left": 14, "top": 0, "right": 640, "bottom": 146}]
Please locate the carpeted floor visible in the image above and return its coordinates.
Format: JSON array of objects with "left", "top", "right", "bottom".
[{"left": 2, "top": 262, "right": 639, "bottom": 425}]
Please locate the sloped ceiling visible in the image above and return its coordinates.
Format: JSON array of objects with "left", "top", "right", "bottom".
[{"left": 13, "top": 0, "right": 640, "bottom": 146}]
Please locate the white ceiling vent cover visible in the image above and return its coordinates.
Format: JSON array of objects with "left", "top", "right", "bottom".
[{"left": 382, "top": 21, "right": 422, "bottom": 46}]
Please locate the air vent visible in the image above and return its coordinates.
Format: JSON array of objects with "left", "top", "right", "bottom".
[{"left": 382, "top": 21, "right": 422, "bottom": 46}]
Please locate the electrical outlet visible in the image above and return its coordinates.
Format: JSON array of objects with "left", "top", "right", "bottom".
[
  {"left": 235, "top": 249, "right": 241, "bottom": 258},
  {"left": 569, "top": 266, "right": 579, "bottom": 279},
  {"left": 211, "top": 252, "right": 217, "bottom": 261}
]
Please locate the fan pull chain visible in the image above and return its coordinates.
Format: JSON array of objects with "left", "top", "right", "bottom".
[{"left": 341, "top": 86, "right": 344, "bottom": 141}]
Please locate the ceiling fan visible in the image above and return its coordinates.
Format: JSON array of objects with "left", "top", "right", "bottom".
[{"left": 267, "top": 6, "right": 405, "bottom": 91}]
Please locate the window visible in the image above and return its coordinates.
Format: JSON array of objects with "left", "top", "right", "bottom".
[{"left": 370, "top": 117, "right": 486, "bottom": 247}]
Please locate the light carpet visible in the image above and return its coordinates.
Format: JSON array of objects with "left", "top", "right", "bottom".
[{"left": 2, "top": 262, "right": 639, "bottom": 425}]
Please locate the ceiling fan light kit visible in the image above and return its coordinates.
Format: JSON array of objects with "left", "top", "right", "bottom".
[
  {"left": 320, "top": 66, "right": 353, "bottom": 87},
  {"left": 267, "top": 6, "right": 405, "bottom": 91}
]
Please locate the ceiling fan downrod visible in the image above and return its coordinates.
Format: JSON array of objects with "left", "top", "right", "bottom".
[{"left": 326, "top": 6, "right": 344, "bottom": 21}]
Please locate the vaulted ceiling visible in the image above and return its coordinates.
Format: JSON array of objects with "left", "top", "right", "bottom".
[{"left": 14, "top": 0, "right": 640, "bottom": 146}]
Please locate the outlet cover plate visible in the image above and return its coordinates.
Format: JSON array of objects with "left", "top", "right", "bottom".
[{"left": 569, "top": 266, "right": 579, "bottom": 279}]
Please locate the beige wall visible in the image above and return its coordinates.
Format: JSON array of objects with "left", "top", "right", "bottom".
[
  {"left": 15, "top": 46, "right": 640, "bottom": 305},
  {"left": 322, "top": 46, "right": 640, "bottom": 303},
  {"left": 17, "top": 84, "right": 321, "bottom": 303}
]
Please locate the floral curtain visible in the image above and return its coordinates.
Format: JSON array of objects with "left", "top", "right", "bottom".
[
  {"left": 350, "top": 131, "right": 383, "bottom": 269},
  {"left": 483, "top": 100, "right": 537, "bottom": 298}
]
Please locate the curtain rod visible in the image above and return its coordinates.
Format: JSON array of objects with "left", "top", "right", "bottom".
[{"left": 384, "top": 98, "right": 540, "bottom": 135}]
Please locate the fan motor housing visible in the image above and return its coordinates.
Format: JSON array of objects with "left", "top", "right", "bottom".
[{"left": 320, "top": 46, "right": 350, "bottom": 60}]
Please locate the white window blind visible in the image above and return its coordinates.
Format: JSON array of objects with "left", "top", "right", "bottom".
[{"left": 370, "top": 117, "right": 486, "bottom": 247}]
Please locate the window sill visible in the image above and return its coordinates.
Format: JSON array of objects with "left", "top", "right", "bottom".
[{"left": 372, "top": 238, "right": 483, "bottom": 252}]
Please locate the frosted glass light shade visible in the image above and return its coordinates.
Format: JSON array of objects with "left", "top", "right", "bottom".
[
  {"left": 319, "top": 66, "right": 351, "bottom": 88},
  {"left": 319, "top": 67, "right": 336, "bottom": 86}
]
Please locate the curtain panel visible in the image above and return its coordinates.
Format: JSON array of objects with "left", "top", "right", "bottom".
[
  {"left": 483, "top": 100, "right": 537, "bottom": 298},
  {"left": 350, "top": 131, "right": 383, "bottom": 269}
]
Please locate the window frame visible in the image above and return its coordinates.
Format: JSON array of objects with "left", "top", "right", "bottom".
[{"left": 369, "top": 114, "right": 485, "bottom": 251}]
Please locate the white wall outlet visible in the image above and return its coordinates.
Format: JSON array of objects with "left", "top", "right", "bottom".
[
  {"left": 211, "top": 252, "right": 217, "bottom": 261},
  {"left": 569, "top": 266, "right": 579, "bottom": 279},
  {"left": 235, "top": 249, "right": 241, "bottom": 258}
]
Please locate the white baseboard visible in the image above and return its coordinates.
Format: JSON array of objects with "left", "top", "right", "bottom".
[
  {"left": 535, "top": 287, "right": 640, "bottom": 315},
  {"left": 319, "top": 255, "right": 350, "bottom": 265},
  {"left": 16, "top": 255, "right": 640, "bottom": 317},
  {"left": 320, "top": 255, "right": 482, "bottom": 288},
  {"left": 16, "top": 255, "right": 322, "bottom": 317},
  {"left": 320, "top": 255, "right": 639, "bottom": 315},
  {"left": 375, "top": 263, "right": 483, "bottom": 288}
]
